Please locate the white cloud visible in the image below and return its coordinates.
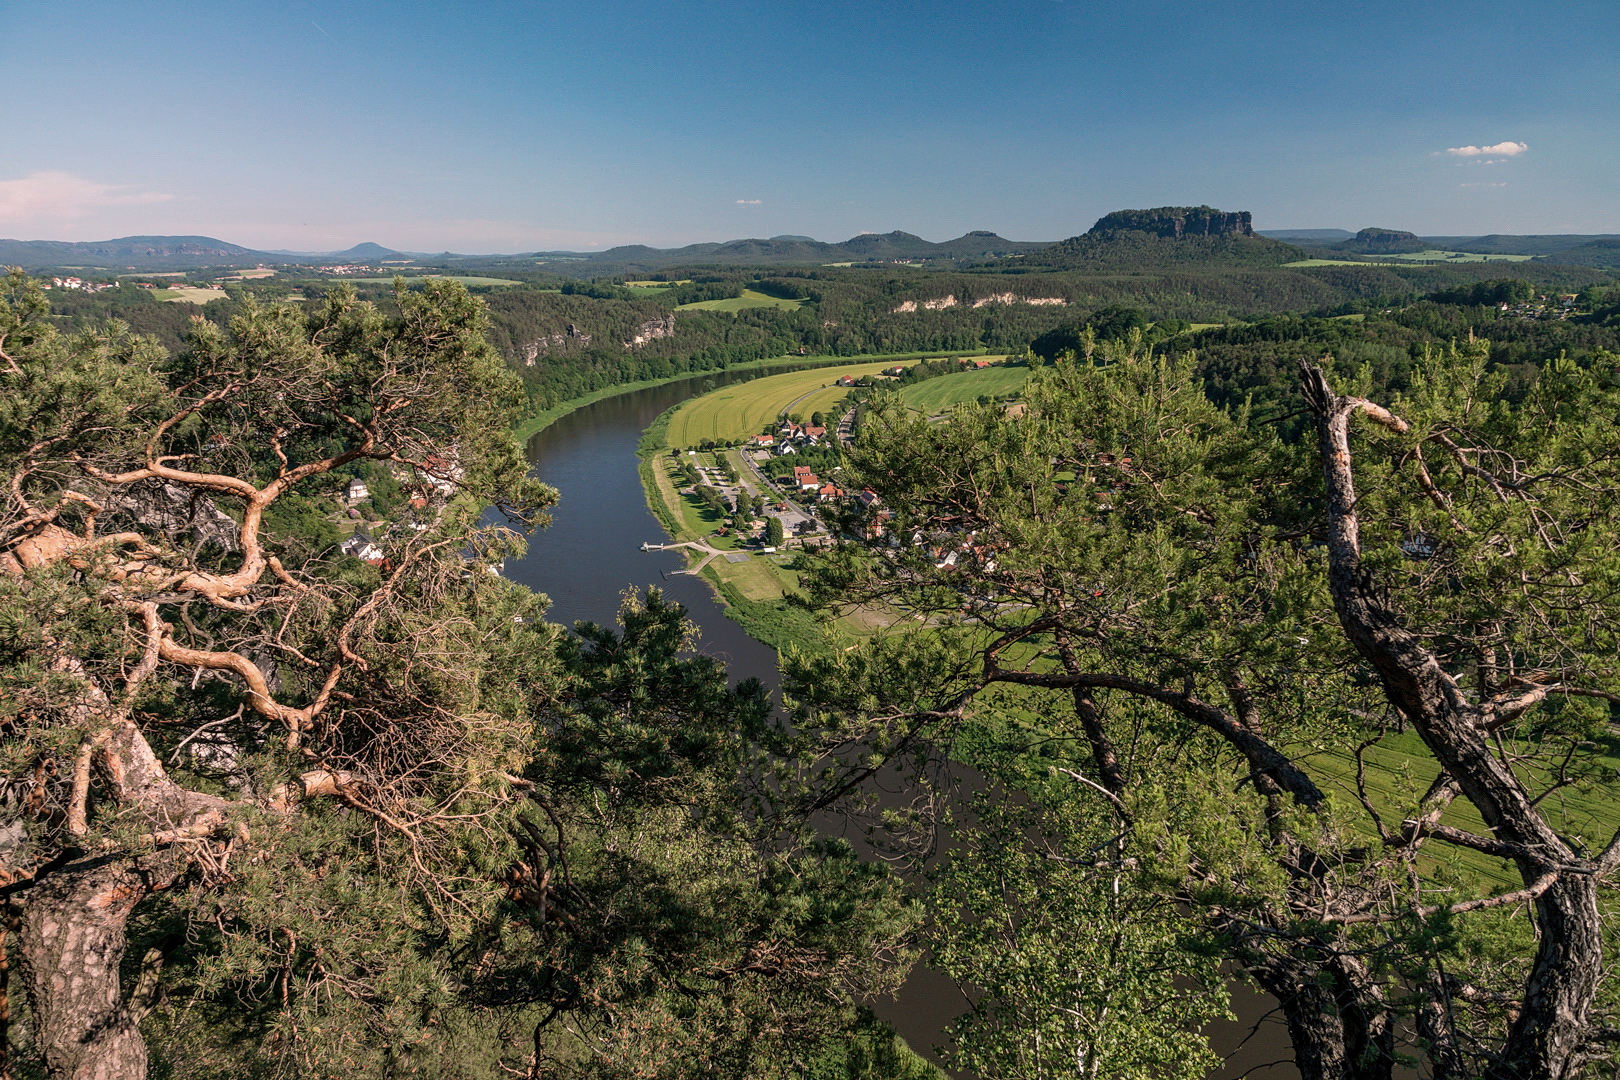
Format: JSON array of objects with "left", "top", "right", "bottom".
[
  {"left": 1445, "top": 141, "right": 1528, "bottom": 157},
  {"left": 735, "top": 198, "right": 762, "bottom": 205},
  {"left": 0, "top": 171, "right": 173, "bottom": 224}
]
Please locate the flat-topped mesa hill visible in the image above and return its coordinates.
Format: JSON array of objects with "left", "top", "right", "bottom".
[
  {"left": 1334, "top": 227, "right": 1426, "bottom": 254},
  {"left": 1014, "top": 205, "right": 1304, "bottom": 270},
  {"left": 1089, "top": 206, "right": 1255, "bottom": 239}
]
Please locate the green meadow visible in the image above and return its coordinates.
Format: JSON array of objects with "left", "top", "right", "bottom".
[
  {"left": 347, "top": 275, "right": 525, "bottom": 286},
  {"left": 666, "top": 359, "right": 922, "bottom": 447},
  {"left": 676, "top": 288, "right": 807, "bottom": 312},
  {"left": 897, "top": 362, "right": 1026, "bottom": 413},
  {"left": 1383, "top": 249, "right": 1534, "bottom": 263}
]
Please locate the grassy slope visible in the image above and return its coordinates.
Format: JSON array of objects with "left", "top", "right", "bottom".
[
  {"left": 667, "top": 359, "right": 924, "bottom": 447},
  {"left": 676, "top": 288, "right": 807, "bottom": 312},
  {"left": 960, "top": 668, "right": 1617, "bottom": 894},
  {"left": 512, "top": 352, "right": 931, "bottom": 442},
  {"left": 897, "top": 364, "right": 1029, "bottom": 413}
]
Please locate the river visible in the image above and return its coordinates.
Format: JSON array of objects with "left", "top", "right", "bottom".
[{"left": 499, "top": 371, "right": 1298, "bottom": 1078}]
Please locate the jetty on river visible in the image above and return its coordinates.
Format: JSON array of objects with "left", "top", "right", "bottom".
[{"left": 641, "top": 539, "right": 752, "bottom": 575}]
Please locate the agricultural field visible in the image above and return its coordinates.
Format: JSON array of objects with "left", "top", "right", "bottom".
[
  {"left": 347, "top": 275, "right": 524, "bottom": 286},
  {"left": 1383, "top": 249, "right": 1534, "bottom": 263},
  {"left": 666, "top": 358, "right": 923, "bottom": 447},
  {"left": 157, "top": 287, "right": 229, "bottom": 304},
  {"left": 676, "top": 288, "right": 806, "bottom": 312},
  {"left": 1285, "top": 251, "right": 1534, "bottom": 268},
  {"left": 898, "top": 363, "right": 1027, "bottom": 414},
  {"left": 1283, "top": 258, "right": 1404, "bottom": 268}
]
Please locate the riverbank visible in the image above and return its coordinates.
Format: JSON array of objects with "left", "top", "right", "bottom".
[
  {"left": 513, "top": 350, "right": 986, "bottom": 656},
  {"left": 636, "top": 404, "right": 842, "bottom": 656},
  {"left": 511, "top": 348, "right": 989, "bottom": 443}
]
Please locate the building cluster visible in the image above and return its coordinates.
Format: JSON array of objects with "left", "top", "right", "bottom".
[
  {"left": 751, "top": 418, "right": 830, "bottom": 457},
  {"left": 334, "top": 449, "right": 462, "bottom": 567},
  {"left": 42, "top": 276, "right": 114, "bottom": 292},
  {"left": 1499, "top": 295, "right": 1580, "bottom": 321}
]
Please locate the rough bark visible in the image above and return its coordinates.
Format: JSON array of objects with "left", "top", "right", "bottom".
[
  {"left": 14, "top": 855, "right": 153, "bottom": 1080},
  {"left": 1251, "top": 956, "right": 1352, "bottom": 1080},
  {"left": 7, "top": 707, "right": 228, "bottom": 1079},
  {"left": 1299, "top": 361, "right": 1604, "bottom": 1080},
  {"left": 1242, "top": 946, "right": 1395, "bottom": 1080}
]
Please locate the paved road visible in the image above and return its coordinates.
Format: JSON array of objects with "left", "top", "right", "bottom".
[{"left": 735, "top": 449, "right": 824, "bottom": 543}]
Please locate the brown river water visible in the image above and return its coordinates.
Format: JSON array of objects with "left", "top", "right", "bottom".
[{"left": 499, "top": 371, "right": 1299, "bottom": 1078}]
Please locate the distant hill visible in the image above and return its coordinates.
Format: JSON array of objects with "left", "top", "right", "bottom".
[
  {"left": 0, "top": 235, "right": 262, "bottom": 270},
  {"left": 1419, "top": 234, "right": 1620, "bottom": 257},
  {"left": 519, "top": 230, "right": 1048, "bottom": 272},
  {"left": 1543, "top": 238, "right": 1620, "bottom": 270},
  {"left": 1089, "top": 207, "right": 1256, "bottom": 239},
  {"left": 330, "top": 242, "right": 403, "bottom": 260},
  {"left": 1332, "top": 228, "right": 1426, "bottom": 255},
  {"left": 1013, "top": 206, "right": 1303, "bottom": 270},
  {"left": 1260, "top": 228, "right": 1355, "bottom": 241}
]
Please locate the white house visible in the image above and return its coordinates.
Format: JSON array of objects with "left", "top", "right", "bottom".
[
  {"left": 345, "top": 478, "right": 370, "bottom": 502},
  {"left": 339, "top": 532, "right": 384, "bottom": 563}
]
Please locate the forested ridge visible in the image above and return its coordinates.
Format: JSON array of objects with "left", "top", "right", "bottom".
[{"left": 45, "top": 250, "right": 1614, "bottom": 426}]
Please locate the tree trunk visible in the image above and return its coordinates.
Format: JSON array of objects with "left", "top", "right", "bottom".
[
  {"left": 1300, "top": 362, "right": 1604, "bottom": 1079},
  {"left": 16, "top": 854, "right": 151, "bottom": 1080},
  {"left": 1248, "top": 950, "right": 1394, "bottom": 1080}
]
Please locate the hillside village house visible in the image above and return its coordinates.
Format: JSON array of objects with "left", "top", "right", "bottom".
[
  {"left": 345, "top": 478, "right": 370, "bottom": 502},
  {"left": 338, "top": 531, "right": 384, "bottom": 564}
]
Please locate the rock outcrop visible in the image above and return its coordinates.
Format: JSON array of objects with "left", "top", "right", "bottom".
[
  {"left": 624, "top": 314, "right": 677, "bottom": 349},
  {"left": 102, "top": 479, "right": 240, "bottom": 553},
  {"left": 1087, "top": 206, "right": 1254, "bottom": 239},
  {"left": 892, "top": 293, "right": 1069, "bottom": 314},
  {"left": 1014, "top": 206, "right": 1302, "bottom": 271},
  {"left": 1337, "top": 227, "right": 1425, "bottom": 254},
  {"left": 521, "top": 323, "right": 592, "bottom": 364}
]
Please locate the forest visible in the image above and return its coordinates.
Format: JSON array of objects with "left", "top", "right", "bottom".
[
  {"left": 7, "top": 225, "right": 1620, "bottom": 1078},
  {"left": 44, "top": 250, "right": 1616, "bottom": 423}
]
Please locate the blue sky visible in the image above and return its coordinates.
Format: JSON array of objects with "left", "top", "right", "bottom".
[{"left": 2, "top": 0, "right": 1616, "bottom": 251}]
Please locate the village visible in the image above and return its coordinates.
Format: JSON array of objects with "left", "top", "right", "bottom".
[
  {"left": 329, "top": 450, "right": 467, "bottom": 568},
  {"left": 646, "top": 355, "right": 1021, "bottom": 603}
]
